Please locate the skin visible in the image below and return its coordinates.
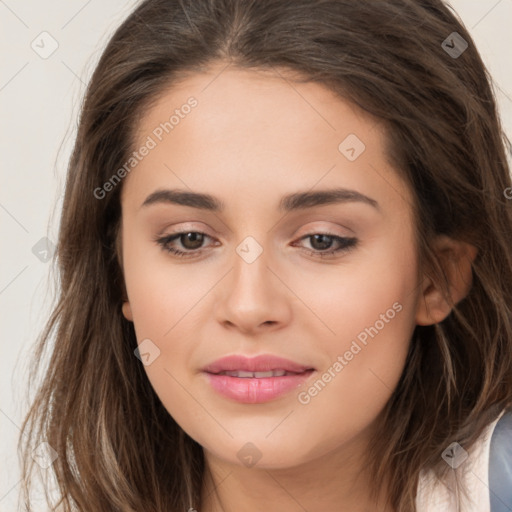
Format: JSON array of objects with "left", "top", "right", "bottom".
[{"left": 119, "top": 61, "right": 476, "bottom": 512}]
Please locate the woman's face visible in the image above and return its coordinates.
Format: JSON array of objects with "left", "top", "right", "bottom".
[{"left": 120, "top": 63, "right": 423, "bottom": 470}]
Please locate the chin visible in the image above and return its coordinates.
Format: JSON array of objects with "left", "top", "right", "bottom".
[{"left": 201, "top": 434, "right": 315, "bottom": 471}]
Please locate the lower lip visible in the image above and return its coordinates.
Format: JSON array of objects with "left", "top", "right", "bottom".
[{"left": 203, "top": 370, "right": 315, "bottom": 404}]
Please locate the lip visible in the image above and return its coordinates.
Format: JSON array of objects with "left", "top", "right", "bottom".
[
  {"left": 202, "top": 354, "right": 316, "bottom": 404},
  {"left": 202, "top": 354, "right": 315, "bottom": 374}
]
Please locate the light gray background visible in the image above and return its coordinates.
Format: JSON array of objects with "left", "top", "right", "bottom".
[{"left": 1, "top": 1, "right": 511, "bottom": 510}]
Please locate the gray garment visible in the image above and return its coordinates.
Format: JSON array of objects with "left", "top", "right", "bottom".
[{"left": 489, "top": 409, "right": 512, "bottom": 512}]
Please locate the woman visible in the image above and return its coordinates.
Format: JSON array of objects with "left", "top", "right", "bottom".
[{"left": 19, "top": 1, "right": 512, "bottom": 510}]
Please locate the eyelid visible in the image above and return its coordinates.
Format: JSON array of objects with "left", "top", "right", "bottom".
[
  {"left": 158, "top": 221, "right": 212, "bottom": 234},
  {"left": 294, "top": 224, "right": 353, "bottom": 238}
]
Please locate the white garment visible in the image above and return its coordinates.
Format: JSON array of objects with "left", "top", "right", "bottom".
[{"left": 415, "top": 410, "right": 506, "bottom": 511}]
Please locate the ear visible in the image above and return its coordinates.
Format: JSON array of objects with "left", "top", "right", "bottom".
[
  {"left": 122, "top": 301, "right": 134, "bottom": 322},
  {"left": 415, "top": 235, "right": 478, "bottom": 326}
]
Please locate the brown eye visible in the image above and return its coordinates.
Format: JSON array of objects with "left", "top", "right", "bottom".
[
  {"left": 309, "top": 234, "right": 335, "bottom": 251},
  {"left": 178, "top": 232, "right": 205, "bottom": 250},
  {"left": 155, "top": 231, "right": 213, "bottom": 257},
  {"left": 295, "top": 233, "right": 358, "bottom": 258}
]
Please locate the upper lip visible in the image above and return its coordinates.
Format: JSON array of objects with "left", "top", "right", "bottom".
[{"left": 203, "top": 354, "right": 315, "bottom": 374}]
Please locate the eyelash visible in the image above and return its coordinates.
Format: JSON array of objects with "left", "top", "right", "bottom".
[{"left": 154, "top": 231, "right": 358, "bottom": 259}]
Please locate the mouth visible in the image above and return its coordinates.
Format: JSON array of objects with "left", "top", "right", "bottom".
[
  {"left": 201, "top": 354, "right": 316, "bottom": 403},
  {"left": 202, "top": 354, "right": 315, "bottom": 375}
]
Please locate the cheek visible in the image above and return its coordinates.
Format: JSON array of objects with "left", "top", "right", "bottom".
[
  {"left": 293, "top": 222, "right": 418, "bottom": 355},
  {"left": 122, "top": 243, "right": 205, "bottom": 432},
  {"left": 121, "top": 227, "right": 206, "bottom": 400},
  {"left": 293, "top": 232, "right": 418, "bottom": 440},
  {"left": 122, "top": 224, "right": 208, "bottom": 339}
]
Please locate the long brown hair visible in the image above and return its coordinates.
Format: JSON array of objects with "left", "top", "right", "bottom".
[{"left": 18, "top": 1, "right": 512, "bottom": 510}]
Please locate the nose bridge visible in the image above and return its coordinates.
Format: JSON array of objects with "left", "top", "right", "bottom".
[
  {"left": 235, "top": 234, "right": 266, "bottom": 267},
  {"left": 216, "top": 230, "right": 290, "bottom": 331},
  {"left": 230, "top": 233, "right": 274, "bottom": 296}
]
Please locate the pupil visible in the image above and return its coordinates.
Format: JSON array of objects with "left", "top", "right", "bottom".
[
  {"left": 182, "top": 232, "right": 203, "bottom": 249},
  {"left": 311, "top": 234, "right": 332, "bottom": 250}
]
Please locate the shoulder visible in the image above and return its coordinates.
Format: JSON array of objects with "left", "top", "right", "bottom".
[
  {"left": 416, "top": 408, "right": 512, "bottom": 512},
  {"left": 489, "top": 408, "right": 512, "bottom": 512}
]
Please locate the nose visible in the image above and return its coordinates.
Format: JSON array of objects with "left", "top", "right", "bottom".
[{"left": 215, "top": 241, "right": 292, "bottom": 335}]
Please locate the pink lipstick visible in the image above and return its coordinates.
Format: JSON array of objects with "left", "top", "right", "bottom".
[{"left": 202, "top": 354, "right": 315, "bottom": 404}]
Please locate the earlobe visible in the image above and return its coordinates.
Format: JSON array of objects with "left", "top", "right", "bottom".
[
  {"left": 122, "top": 301, "right": 134, "bottom": 322},
  {"left": 415, "top": 235, "right": 478, "bottom": 326},
  {"left": 415, "top": 276, "right": 452, "bottom": 325}
]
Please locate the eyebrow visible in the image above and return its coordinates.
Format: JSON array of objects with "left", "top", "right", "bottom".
[{"left": 141, "top": 187, "right": 380, "bottom": 212}]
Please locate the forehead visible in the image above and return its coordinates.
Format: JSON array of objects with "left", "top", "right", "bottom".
[
  {"left": 134, "top": 63, "right": 382, "bottom": 152},
  {"left": 123, "top": 63, "right": 412, "bottom": 216}
]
